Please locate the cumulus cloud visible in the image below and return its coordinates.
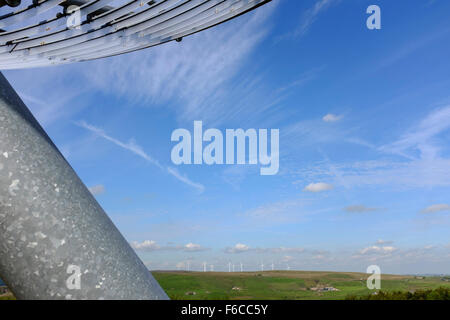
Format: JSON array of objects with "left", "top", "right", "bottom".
[
  {"left": 184, "top": 243, "right": 206, "bottom": 252},
  {"left": 359, "top": 246, "right": 396, "bottom": 255},
  {"left": 131, "top": 240, "right": 159, "bottom": 251},
  {"left": 88, "top": 184, "right": 105, "bottom": 196},
  {"left": 344, "top": 205, "right": 379, "bottom": 213},
  {"left": 322, "top": 113, "right": 343, "bottom": 122},
  {"left": 225, "top": 243, "right": 250, "bottom": 254},
  {"left": 303, "top": 182, "right": 333, "bottom": 192},
  {"left": 254, "top": 247, "right": 305, "bottom": 254},
  {"left": 225, "top": 244, "right": 306, "bottom": 255},
  {"left": 375, "top": 239, "right": 393, "bottom": 245},
  {"left": 131, "top": 240, "right": 208, "bottom": 252},
  {"left": 181, "top": 243, "right": 208, "bottom": 252},
  {"left": 421, "top": 204, "right": 450, "bottom": 214}
]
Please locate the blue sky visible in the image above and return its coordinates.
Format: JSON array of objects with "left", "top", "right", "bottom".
[{"left": 3, "top": 0, "right": 450, "bottom": 274}]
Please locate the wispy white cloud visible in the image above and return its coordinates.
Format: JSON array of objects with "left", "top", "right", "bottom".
[
  {"left": 88, "top": 184, "right": 105, "bottom": 196},
  {"left": 348, "top": 244, "right": 450, "bottom": 270},
  {"left": 221, "top": 165, "right": 256, "bottom": 191},
  {"left": 359, "top": 245, "right": 396, "bottom": 255},
  {"left": 378, "top": 26, "right": 450, "bottom": 69},
  {"left": 184, "top": 242, "right": 206, "bottom": 252},
  {"left": 131, "top": 240, "right": 159, "bottom": 251},
  {"left": 303, "top": 182, "right": 333, "bottom": 192},
  {"left": 167, "top": 167, "right": 205, "bottom": 193},
  {"left": 131, "top": 240, "right": 208, "bottom": 252},
  {"left": 323, "top": 113, "right": 343, "bottom": 122},
  {"left": 17, "top": 90, "right": 85, "bottom": 127},
  {"left": 224, "top": 243, "right": 306, "bottom": 254},
  {"left": 421, "top": 204, "right": 450, "bottom": 214},
  {"left": 243, "top": 199, "right": 310, "bottom": 223},
  {"left": 79, "top": 3, "right": 278, "bottom": 125},
  {"left": 5, "top": 65, "right": 89, "bottom": 128},
  {"left": 282, "top": 117, "right": 356, "bottom": 151},
  {"left": 291, "top": 106, "right": 450, "bottom": 189},
  {"left": 276, "top": 0, "right": 339, "bottom": 41},
  {"left": 76, "top": 120, "right": 162, "bottom": 167},
  {"left": 375, "top": 239, "right": 394, "bottom": 245},
  {"left": 256, "top": 247, "right": 306, "bottom": 254},
  {"left": 344, "top": 205, "right": 379, "bottom": 213},
  {"left": 77, "top": 121, "right": 204, "bottom": 192},
  {"left": 225, "top": 243, "right": 250, "bottom": 254},
  {"left": 274, "top": 68, "right": 322, "bottom": 95},
  {"left": 295, "top": 0, "right": 338, "bottom": 37},
  {"left": 380, "top": 105, "right": 450, "bottom": 160},
  {"left": 295, "top": 158, "right": 450, "bottom": 189}
]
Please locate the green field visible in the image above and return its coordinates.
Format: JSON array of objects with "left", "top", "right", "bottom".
[
  {"left": 1, "top": 271, "right": 449, "bottom": 300},
  {"left": 152, "top": 270, "right": 450, "bottom": 300}
]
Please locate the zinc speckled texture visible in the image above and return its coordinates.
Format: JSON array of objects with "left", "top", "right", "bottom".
[{"left": 0, "top": 73, "right": 168, "bottom": 300}]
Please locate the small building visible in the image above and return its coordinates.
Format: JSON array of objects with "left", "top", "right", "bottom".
[{"left": 310, "top": 286, "right": 339, "bottom": 292}]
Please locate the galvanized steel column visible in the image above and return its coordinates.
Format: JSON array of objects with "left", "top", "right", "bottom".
[{"left": 0, "top": 72, "right": 168, "bottom": 300}]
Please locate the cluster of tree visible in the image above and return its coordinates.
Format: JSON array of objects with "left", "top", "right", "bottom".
[{"left": 347, "top": 287, "right": 450, "bottom": 300}]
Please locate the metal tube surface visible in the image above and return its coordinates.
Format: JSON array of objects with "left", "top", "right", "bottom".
[{"left": 0, "top": 72, "right": 168, "bottom": 300}]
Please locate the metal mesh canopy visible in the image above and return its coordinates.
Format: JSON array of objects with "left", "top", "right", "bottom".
[{"left": 0, "top": 0, "right": 270, "bottom": 69}]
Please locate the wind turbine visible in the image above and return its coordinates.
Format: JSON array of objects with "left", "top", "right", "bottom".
[
  {"left": 261, "top": 261, "right": 264, "bottom": 272},
  {"left": 203, "top": 262, "right": 207, "bottom": 272},
  {"left": 240, "top": 262, "right": 243, "bottom": 272},
  {"left": 228, "top": 262, "right": 231, "bottom": 273}
]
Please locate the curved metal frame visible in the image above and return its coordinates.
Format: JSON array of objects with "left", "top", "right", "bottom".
[{"left": 0, "top": 0, "right": 271, "bottom": 69}]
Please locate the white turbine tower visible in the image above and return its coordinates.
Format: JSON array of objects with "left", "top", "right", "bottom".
[
  {"left": 240, "top": 262, "right": 243, "bottom": 272},
  {"left": 228, "top": 262, "right": 231, "bottom": 273},
  {"left": 261, "top": 261, "right": 264, "bottom": 272},
  {"left": 203, "top": 262, "right": 207, "bottom": 272},
  {"left": 232, "top": 264, "right": 235, "bottom": 272}
]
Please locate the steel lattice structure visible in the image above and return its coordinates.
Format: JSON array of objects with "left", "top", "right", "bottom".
[{"left": 0, "top": 0, "right": 270, "bottom": 69}]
